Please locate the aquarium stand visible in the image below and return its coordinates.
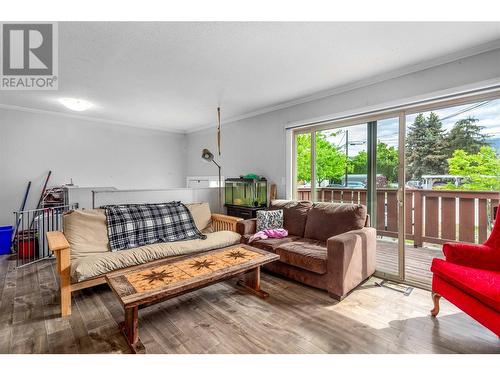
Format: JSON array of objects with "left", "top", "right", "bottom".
[{"left": 225, "top": 204, "right": 265, "bottom": 220}]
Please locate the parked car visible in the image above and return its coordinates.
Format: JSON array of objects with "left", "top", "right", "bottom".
[
  {"left": 327, "top": 182, "right": 365, "bottom": 189},
  {"left": 346, "top": 181, "right": 365, "bottom": 189},
  {"left": 302, "top": 181, "right": 366, "bottom": 189},
  {"left": 406, "top": 180, "right": 423, "bottom": 189}
]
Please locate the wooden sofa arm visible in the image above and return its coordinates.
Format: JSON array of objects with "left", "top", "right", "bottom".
[
  {"left": 47, "top": 231, "right": 70, "bottom": 252},
  {"left": 47, "top": 231, "right": 70, "bottom": 272},
  {"left": 211, "top": 214, "right": 243, "bottom": 232},
  {"left": 47, "top": 231, "right": 72, "bottom": 316}
]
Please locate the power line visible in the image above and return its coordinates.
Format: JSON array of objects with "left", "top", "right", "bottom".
[
  {"left": 335, "top": 131, "right": 346, "bottom": 148},
  {"left": 324, "top": 100, "right": 494, "bottom": 147},
  {"left": 439, "top": 100, "right": 491, "bottom": 121}
]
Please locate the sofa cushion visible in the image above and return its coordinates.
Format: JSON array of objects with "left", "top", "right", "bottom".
[
  {"left": 304, "top": 202, "right": 367, "bottom": 242},
  {"left": 64, "top": 209, "right": 110, "bottom": 259},
  {"left": 270, "top": 200, "right": 313, "bottom": 237},
  {"left": 185, "top": 202, "right": 212, "bottom": 232},
  {"left": 275, "top": 239, "right": 327, "bottom": 274},
  {"left": 431, "top": 258, "right": 500, "bottom": 312},
  {"left": 241, "top": 234, "right": 300, "bottom": 253},
  {"left": 71, "top": 230, "right": 241, "bottom": 282}
]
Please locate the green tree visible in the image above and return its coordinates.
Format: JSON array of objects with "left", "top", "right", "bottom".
[
  {"left": 296, "top": 132, "right": 349, "bottom": 185},
  {"left": 446, "top": 117, "right": 489, "bottom": 157},
  {"left": 351, "top": 151, "right": 367, "bottom": 175},
  {"left": 376, "top": 142, "right": 399, "bottom": 183},
  {"left": 445, "top": 146, "right": 500, "bottom": 191},
  {"left": 296, "top": 133, "right": 311, "bottom": 183},
  {"left": 316, "top": 132, "right": 349, "bottom": 185},
  {"left": 350, "top": 142, "right": 399, "bottom": 184},
  {"left": 406, "top": 112, "right": 448, "bottom": 180}
]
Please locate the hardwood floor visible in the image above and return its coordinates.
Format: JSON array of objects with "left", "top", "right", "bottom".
[{"left": 0, "top": 254, "right": 498, "bottom": 354}]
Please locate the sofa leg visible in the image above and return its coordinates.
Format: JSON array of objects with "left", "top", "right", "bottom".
[
  {"left": 328, "top": 292, "right": 344, "bottom": 301},
  {"left": 60, "top": 271, "right": 72, "bottom": 317},
  {"left": 57, "top": 248, "right": 72, "bottom": 317},
  {"left": 430, "top": 292, "right": 441, "bottom": 317}
]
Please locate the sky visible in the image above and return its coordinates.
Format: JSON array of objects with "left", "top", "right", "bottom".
[{"left": 322, "top": 97, "right": 500, "bottom": 157}]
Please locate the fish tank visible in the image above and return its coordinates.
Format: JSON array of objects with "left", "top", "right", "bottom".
[{"left": 225, "top": 177, "right": 267, "bottom": 207}]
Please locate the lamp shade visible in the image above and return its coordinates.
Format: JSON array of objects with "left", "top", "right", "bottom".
[
  {"left": 201, "top": 148, "right": 214, "bottom": 162},
  {"left": 200, "top": 148, "right": 222, "bottom": 210}
]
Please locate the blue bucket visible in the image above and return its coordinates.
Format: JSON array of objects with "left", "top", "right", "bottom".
[{"left": 0, "top": 226, "right": 14, "bottom": 255}]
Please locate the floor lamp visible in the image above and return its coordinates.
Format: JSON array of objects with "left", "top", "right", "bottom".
[{"left": 201, "top": 148, "right": 222, "bottom": 212}]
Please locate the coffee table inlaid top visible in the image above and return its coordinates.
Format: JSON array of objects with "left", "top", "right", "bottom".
[{"left": 106, "top": 244, "right": 279, "bottom": 308}]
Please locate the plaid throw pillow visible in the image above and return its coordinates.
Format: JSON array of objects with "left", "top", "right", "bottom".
[{"left": 104, "top": 202, "right": 207, "bottom": 252}]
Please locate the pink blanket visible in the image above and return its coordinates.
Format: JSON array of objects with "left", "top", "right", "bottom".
[{"left": 248, "top": 228, "right": 288, "bottom": 243}]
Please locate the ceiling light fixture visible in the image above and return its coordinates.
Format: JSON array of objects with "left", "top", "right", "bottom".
[{"left": 58, "top": 97, "right": 93, "bottom": 112}]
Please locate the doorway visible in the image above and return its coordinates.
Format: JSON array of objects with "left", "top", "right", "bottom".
[{"left": 291, "top": 91, "right": 500, "bottom": 289}]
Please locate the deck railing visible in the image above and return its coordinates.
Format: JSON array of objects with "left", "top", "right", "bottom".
[{"left": 297, "top": 187, "right": 499, "bottom": 246}]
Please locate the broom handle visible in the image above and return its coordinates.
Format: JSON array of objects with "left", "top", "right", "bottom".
[
  {"left": 12, "top": 181, "right": 31, "bottom": 244},
  {"left": 30, "top": 170, "right": 51, "bottom": 229}
]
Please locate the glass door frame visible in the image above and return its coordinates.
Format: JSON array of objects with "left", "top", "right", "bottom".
[
  {"left": 366, "top": 118, "right": 406, "bottom": 283},
  {"left": 292, "top": 113, "right": 406, "bottom": 282},
  {"left": 291, "top": 88, "right": 500, "bottom": 287},
  {"left": 370, "top": 114, "right": 407, "bottom": 283}
]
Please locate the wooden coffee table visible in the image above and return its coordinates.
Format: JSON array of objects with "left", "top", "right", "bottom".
[{"left": 106, "top": 244, "right": 279, "bottom": 353}]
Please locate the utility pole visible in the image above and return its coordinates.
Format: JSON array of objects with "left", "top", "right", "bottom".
[{"left": 345, "top": 130, "right": 349, "bottom": 187}]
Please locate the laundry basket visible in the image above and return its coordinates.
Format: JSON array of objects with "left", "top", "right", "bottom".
[{"left": 0, "top": 226, "right": 14, "bottom": 255}]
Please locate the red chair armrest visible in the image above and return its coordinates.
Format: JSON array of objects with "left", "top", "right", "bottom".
[{"left": 443, "top": 242, "right": 500, "bottom": 271}]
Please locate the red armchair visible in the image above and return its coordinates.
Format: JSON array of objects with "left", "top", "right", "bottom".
[{"left": 430, "top": 215, "right": 500, "bottom": 336}]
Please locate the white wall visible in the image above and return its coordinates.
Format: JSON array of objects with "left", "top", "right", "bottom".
[
  {"left": 185, "top": 48, "right": 500, "bottom": 198},
  {"left": 0, "top": 109, "right": 186, "bottom": 225},
  {"left": 92, "top": 187, "right": 222, "bottom": 213},
  {"left": 2, "top": 48, "right": 500, "bottom": 226}
]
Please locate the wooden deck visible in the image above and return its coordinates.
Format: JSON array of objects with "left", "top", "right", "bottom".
[
  {"left": 376, "top": 240, "right": 445, "bottom": 287},
  {"left": 298, "top": 188, "right": 498, "bottom": 250}
]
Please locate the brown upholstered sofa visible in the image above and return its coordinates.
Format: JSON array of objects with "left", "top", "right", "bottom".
[{"left": 236, "top": 200, "right": 376, "bottom": 300}]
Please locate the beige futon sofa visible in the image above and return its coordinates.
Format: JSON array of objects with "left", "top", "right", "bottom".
[{"left": 47, "top": 203, "right": 242, "bottom": 316}]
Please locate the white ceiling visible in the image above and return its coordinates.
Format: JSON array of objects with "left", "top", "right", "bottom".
[{"left": 2, "top": 22, "right": 500, "bottom": 133}]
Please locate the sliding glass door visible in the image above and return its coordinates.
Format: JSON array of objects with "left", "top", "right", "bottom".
[
  {"left": 293, "top": 117, "right": 405, "bottom": 282},
  {"left": 292, "top": 91, "right": 500, "bottom": 289},
  {"left": 403, "top": 97, "right": 500, "bottom": 287},
  {"left": 372, "top": 117, "right": 405, "bottom": 281}
]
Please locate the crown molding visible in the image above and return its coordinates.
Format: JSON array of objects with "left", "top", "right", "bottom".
[
  {"left": 186, "top": 38, "right": 500, "bottom": 134},
  {"left": 0, "top": 103, "right": 186, "bottom": 135}
]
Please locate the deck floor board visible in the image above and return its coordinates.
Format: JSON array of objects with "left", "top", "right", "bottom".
[{"left": 376, "top": 241, "right": 444, "bottom": 286}]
